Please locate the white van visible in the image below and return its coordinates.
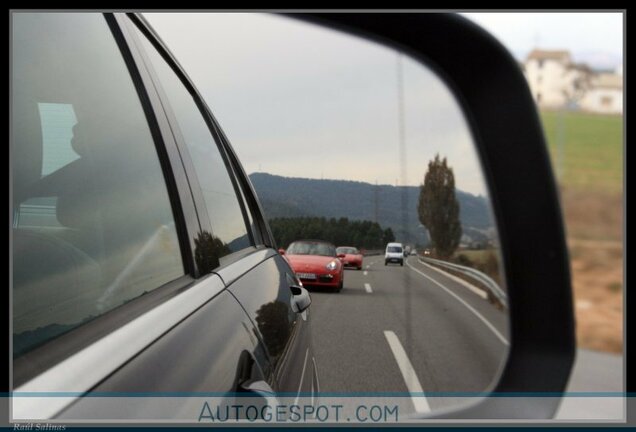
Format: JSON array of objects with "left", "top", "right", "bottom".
[{"left": 384, "top": 242, "right": 404, "bottom": 266}]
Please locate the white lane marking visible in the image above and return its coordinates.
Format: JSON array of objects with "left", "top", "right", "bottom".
[
  {"left": 406, "top": 259, "right": 509, "bottom": 346},
  {"left": 364, "top": 283, "right": 373, "bottom": 293},
  {"left": 418, "top": 260, "right": 488, "bottom": 300},
  {"left": 294, "top": 348, "right": 310, "bottom": 406},
  {"left": 363, "top": 271, "right": 368, "bottom": 276},
  {"left": 383, "top": 331, "right": 431, "bottom": 414},
  {"left": 312, "top": 356, "right": 320, "bottom": 396},
  {"left": 311, "top": 378, "right": 314, "bottom": 409}
]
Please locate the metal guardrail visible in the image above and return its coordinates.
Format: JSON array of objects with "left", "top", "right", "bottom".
[{"left": 418, "top": 256, "right": 508, "bottom": 308}]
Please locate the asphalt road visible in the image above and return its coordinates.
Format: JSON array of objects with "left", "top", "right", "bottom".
[{"left": 308, "top": 255, "right": 509, "bottom": 414}]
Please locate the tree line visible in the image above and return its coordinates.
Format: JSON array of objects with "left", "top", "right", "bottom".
[{"left": 270, "top": 217, "right": 395, "bottom": 250}]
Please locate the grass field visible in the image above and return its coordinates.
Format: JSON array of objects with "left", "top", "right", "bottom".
[
  {"left": 541, "top": 110, "right": 623, "bottom": 242},
  {"left": 542, "top": 110, "right": 623, "bottom": 353},
  {"left": 540, "top": 110, "right": 623, "bottom": 193}
]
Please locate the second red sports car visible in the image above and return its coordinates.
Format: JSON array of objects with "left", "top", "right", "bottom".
[
  {"left": 336, "top": 246, "right": 363, "bottom": 270},
  {"left": 281, "top": 240, "right": 344, "bottom": 292}
]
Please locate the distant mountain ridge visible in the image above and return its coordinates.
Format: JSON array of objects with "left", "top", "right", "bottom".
[{"left": 249, "top": 173, "right": 496, "bottom": 246}]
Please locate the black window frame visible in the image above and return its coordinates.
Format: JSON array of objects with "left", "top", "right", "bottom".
[
  {"left": 213, "top": 124, "right": 277, "bottom": 249},
  {"left": 123, "top": 13, "right": 271, "bottom": 268}
]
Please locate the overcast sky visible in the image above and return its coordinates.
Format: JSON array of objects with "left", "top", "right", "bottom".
[
  {"left": 145, "top": 12, "right": 487, "bottom": 195},
  {"left": 144, "top": 12, "right": 623, "bottom": 197},
  {"left": 462, "top": 12, "right": 623, "bottom": 69}
]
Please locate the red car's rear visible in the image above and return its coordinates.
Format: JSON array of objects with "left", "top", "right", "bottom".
[{"left": 336, "top": 246, "right": 363, "bottom": 270}]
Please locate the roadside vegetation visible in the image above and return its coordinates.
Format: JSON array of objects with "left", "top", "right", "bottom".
[{"left": 452, "top": 249, "right": 502, "bottom": 288}]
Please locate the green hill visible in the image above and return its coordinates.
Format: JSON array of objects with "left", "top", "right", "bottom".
[{"left": 249, "top": 173, "right": 496, "bottom": 246}]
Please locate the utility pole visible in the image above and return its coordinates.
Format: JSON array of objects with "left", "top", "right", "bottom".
[
  {"left": 396, "top": 53, "right": 413, "bottom": 355},
  {"left": 397, "top": 55, "right": 407, "bottom": 189},
  {"left": 374, "top": 180, "right": 379, "bottom": 224},
  {"left": 556, "top": 109, "right": 566, "bottom": 183},
  {"left": 396, "top": 54, "right": 409, "bottom": 243}
]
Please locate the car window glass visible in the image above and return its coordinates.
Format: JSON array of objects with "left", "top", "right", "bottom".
[
  {"left": 337, "top": 247, "right": 357, "bottom": 254},
  {"left": 131, "top": 24, "right": 252, "bottom": 257},
  {"left": 288, "top": 242, "right": 335, "bottom": 256},
  {"left": 39, "top": 103, "right": 81, "bottom": 176},
  {"left": 11, "top": 13, "right": 184, "bottom": 357}
]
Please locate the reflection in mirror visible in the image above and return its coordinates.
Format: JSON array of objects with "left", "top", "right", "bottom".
[{"left": 146, "top": 12, "right": 509, "bottom": 415}]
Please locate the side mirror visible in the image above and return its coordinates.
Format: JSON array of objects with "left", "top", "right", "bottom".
[
  {"left": 293, "top": 14, "right": 574, "bottom": 420},
  {"left": 289, "top": 285, "right": 311, "bottom": 313},
  {"left": 337, "top": 253, "right": 346, "bottom": 259},
  {"left": 278, "top": 248, "right": 285, "bottom": 255}
]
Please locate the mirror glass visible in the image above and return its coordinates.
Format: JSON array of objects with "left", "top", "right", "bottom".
[{"left": 145, "top": 12, "right": 509, "bottom": 416}]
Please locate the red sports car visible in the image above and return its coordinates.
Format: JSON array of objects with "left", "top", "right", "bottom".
[
  {"left": 280, "top": 240, "right": 344, "bottom": 292},
  {"left": 336, "top": 246, "right": 363, "bottom": 270}
]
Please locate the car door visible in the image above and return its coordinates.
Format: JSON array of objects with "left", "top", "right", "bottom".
[
  {"left": 11, "top": 12, "right": 310, "bottom": 421},
  {"left": 222, "top": 254, "right": 316, "bottom": 398},
  {"left": 117, "top": 12, "right": 316, "bottom": 406}
]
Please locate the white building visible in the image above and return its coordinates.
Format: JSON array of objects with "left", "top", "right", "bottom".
[
  {"left": 523, "top": 49, "right": 623, "bottom": 115},
  {"left": 580, "top": 69, "right": 624, "bottom": 115},
  {"left": 524, "top": 49, "right": 590, "bottom": 109}
]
